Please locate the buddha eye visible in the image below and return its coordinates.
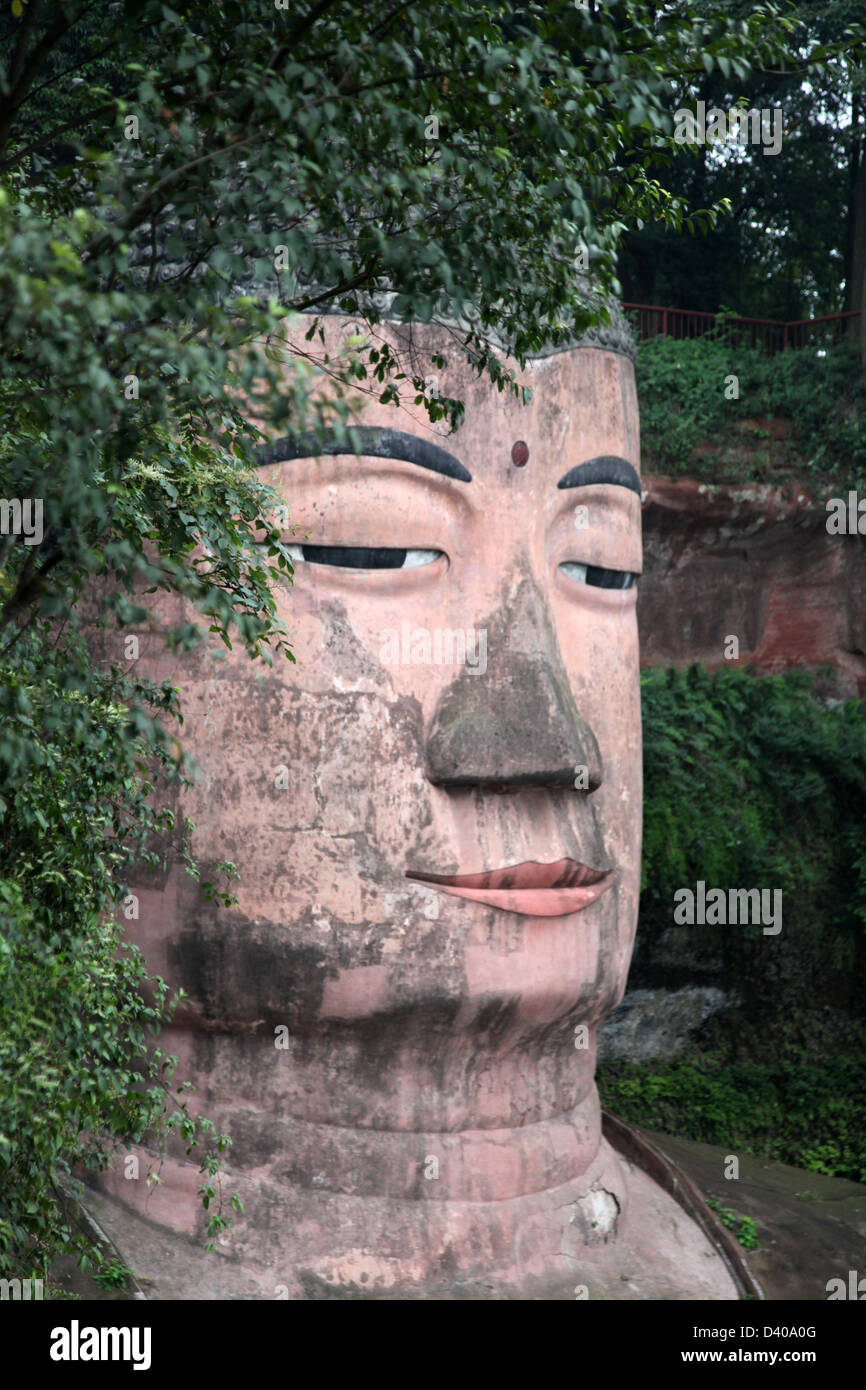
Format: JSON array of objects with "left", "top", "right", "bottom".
[
  {"left": 286, "top": 545, "right": 442, "bottom": 569},
  {"left": 560, "top": 561, "right": 638, "bottom": 590}
]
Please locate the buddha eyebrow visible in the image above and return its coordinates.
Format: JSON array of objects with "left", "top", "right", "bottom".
[
  {"left": 254, "top": 426, "right": 471, "bottom": 482},
  {"left": 557, "top": 456, "right": 641, "bottom": 496}
]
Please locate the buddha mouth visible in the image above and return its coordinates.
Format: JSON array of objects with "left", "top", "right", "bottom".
[{"left": 405, "top": 858, "right": 614, "bottom": 918}]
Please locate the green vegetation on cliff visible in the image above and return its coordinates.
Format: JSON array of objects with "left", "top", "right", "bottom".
[
  {"left": 635, "top": 334, "right": 866, "bottom": 490},
  {"left": 599, "top": 1055, "right": 866, "bottom": 1182},
  {"left": 598, "top": 665, "right": 866, "bottom": 1181}
]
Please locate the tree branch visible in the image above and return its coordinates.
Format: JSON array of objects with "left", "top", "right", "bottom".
[
  {"left": 0, "top": 101, "right": 118, "bottom": 173},
  {"left": 0, "top": 0, "right": 86, "bottom": 152}
]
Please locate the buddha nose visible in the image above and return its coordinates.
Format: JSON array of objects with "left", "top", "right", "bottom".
[{"left": 423, "top": 578, "right": 603, "bottom": 791}]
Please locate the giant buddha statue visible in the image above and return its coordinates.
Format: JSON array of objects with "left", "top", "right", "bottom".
[{"left": 87, "top": 307, "right": 742, "bottom": 1301}]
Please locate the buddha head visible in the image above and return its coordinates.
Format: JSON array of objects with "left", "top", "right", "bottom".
[{"left": 97, "top": 308, "right": 719, "bottom": 1300}]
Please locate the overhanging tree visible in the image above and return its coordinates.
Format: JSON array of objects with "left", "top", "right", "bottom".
[
  {"left": 618, "top": 0, "right": 866, "bottom": 324},
  {"left": 0, "top": 0, "right": 812, "bottom": 1286}
]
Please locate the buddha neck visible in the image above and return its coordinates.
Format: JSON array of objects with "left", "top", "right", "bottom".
[{"left": 171, "top": 1016, "right": 605, "bottom": 1204}]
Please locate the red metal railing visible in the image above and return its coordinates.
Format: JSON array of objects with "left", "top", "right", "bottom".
[{"left": 622, "top": 303, "right": 861, "bottom": 355}]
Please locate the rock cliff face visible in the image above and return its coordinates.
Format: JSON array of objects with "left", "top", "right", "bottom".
[
  {"left": 596, "top": 986, "right": 733, "bottom": 1064},
  {"left": 637, "top": 477, "right": 866, "bottom": 697}
]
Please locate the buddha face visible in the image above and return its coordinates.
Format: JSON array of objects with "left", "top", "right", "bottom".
[{"left": 165, "top": 316, "right": 642, "bottom": 1137}]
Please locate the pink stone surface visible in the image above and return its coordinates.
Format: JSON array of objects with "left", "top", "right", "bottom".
[{"left": 88, "top": 318, "right": 736, "bottom": 1298}]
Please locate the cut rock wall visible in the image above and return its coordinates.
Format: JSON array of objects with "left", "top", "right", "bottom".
[{"left": 637, "top": 477, "right": 866, "bottom": 697}]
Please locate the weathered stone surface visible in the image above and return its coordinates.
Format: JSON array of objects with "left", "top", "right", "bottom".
[
  {"left": 84, "top": 1148, "right": 738, "bottom": 1300},
  {"left": 598, "top": 986, "right": 734, "bottom": 1063},
  {"left": 638, "top": 477, "right": 866, "bottom": 696},
  {"left": 86, "top": 318, "right": 738, "bottom": 1299}
]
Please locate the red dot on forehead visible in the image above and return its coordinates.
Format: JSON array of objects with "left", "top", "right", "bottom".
[{"left": 511, "top": 440, "right": 529, "bottom": 467}]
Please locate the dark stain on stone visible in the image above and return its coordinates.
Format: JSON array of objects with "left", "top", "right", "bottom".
[{"left": 168, "top": 923, "right": 337, "bottom": 1031}]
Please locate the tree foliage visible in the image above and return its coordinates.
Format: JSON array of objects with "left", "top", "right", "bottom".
[
  {"left": 635, "top": 332, "right": 866, "bottom": 487},
  {"left": 0, "top": 0, "right": 811, "bottom": 1285},
  {"left": 640, "top": 665, "right": 866, "bottom": 1052},
  {"left": 619, "top": 0, "right": 866, "bottom": 321}
]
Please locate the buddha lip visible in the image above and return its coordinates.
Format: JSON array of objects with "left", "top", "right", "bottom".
[
  {"left": 407, "top": 858, "right": 608, "bottom": 891},
  {"left": 405, "top": 858, "right": 614, "bottom": 918}
]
